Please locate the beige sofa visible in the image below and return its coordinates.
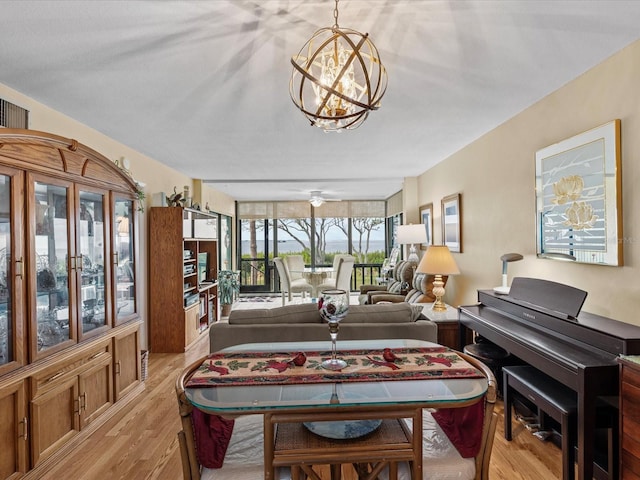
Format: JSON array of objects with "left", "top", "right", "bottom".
[{"left": 209, "top": 302, "right": 438, "bottom": 353}]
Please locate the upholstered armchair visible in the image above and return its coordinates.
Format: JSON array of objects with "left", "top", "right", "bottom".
[
  {"left": 358, "top": 260, "right": 414, "bottom": 304},
  {"left": 367, "top": 273, "right": 447, "bottom": 305}
]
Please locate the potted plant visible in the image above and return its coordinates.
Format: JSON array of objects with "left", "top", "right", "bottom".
[{"left": 218, "top": 270, "right": 240, "bottom": 317}]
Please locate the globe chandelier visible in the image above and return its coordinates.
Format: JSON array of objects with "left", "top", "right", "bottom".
[{"left": 289, "top": 0, "right": 388, "bottom": 132}]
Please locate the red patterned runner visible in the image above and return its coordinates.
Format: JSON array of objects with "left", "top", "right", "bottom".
[{"left": 185, "top": 347, "right": 483, "bottom": 388}]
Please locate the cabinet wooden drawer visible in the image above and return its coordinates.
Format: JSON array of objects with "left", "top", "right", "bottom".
[
  {"left": 623, "top": 446, "right": 640, "bottom": 479},
  {"left": 623, "top": 364, "right": 640, "bottom": 389},
  {"left": 30, "top": 375, "right": 80, "bottom": 466},
  {"left": 622, "top": 380, "right": 640, "bottom": 421},
  {"left": 79, "top": 354, "right": 113, "bottom": 428},
  {"left": 0, "top": 378, "right": 28, "bottom": 478},
  {"left": 31, "top": 341, "right": 111, "bottom": 399},
  {"left": 623, "top": 416, "right": 640, "bottom": 463},
  {"left": 113, "top": 326, "right": 141, "bottom": 401}
]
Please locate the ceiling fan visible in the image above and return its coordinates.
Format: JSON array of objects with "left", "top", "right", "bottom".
[{"left": 309, "top": 190, "right": 341, "bottom": 207}]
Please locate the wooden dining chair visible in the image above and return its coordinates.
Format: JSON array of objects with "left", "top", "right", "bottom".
[{"left": 175, "top": 357, "right": 292, "bottom": 480}]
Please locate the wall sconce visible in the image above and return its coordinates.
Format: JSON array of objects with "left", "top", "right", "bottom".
[{"left": 493, "top": 253, "right": 523, "bottom": 295}]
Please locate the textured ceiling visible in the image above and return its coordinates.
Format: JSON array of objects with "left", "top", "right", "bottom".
[{"left": 1, "top": 1, "right": 639, "bottom": 202}]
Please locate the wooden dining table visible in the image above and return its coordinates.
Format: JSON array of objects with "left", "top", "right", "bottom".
[{"left": 184, "top": 339, "right": 488, "bottom": 480}]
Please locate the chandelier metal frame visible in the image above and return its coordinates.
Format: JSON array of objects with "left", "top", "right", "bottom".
[{"left": 290, "top": 0, "right": 387, "bottom": 132}]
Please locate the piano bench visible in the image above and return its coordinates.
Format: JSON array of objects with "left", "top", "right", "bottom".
[
  {"left": 463, "top": 341, "right": 511, "bottom": 394},
  {"left": 503, "top": 365, "right": 579, "bottom": 480}
]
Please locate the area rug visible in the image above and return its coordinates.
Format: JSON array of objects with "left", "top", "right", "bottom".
[{"left": 237, "top": 296, "right": 277, "bottom": 303}]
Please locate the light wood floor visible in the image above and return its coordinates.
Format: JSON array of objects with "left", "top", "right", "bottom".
[{"left": 40, "top": 333, "right": 565, "bottom": 480}]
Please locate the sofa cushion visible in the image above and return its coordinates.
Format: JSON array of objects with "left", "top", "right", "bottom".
[
  {"left": 229, "top": 303, "right": 321, "bottom": 325},
  {"left": 342, "top": 303, "right": 417, "bottom": 324},
  {"left": 228, "top": 302, "right": 419, "bottom": 326}
]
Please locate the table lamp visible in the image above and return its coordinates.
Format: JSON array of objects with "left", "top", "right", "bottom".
[
  {"left": 397, "top": 224, "right": 427, "bottom": 267},
  {"left": 493, "top": 253, "right": 523, "bottom": 295},
  {"left": 416, "top": 245, "right": 460, "bottom": 311}
]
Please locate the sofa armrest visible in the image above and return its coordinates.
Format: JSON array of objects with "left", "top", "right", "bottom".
[
  {"left": 368, "top": 292, "right": 406, "bottom": 304},
  {"left": 359, "top": 284, "right": 389, "bottom": 294}
]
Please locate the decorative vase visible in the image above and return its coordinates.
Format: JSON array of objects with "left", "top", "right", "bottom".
[{"left": 221, "top": 303, "right": 232, "bottom": 317}]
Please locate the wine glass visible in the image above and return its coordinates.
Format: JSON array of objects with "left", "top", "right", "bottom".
[{"left": 318, "top": 289, "right": 349, "bottom": 370}]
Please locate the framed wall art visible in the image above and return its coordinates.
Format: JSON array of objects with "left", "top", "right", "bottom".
[
  {"left": 441, "top": 193, "right": 462, "bottom": 253},
  {"left": 419, "top": 203, "right": 433, "bottom": 249},
  {"left": 535, "top": 119, "right": 622, "bottom": 266}
]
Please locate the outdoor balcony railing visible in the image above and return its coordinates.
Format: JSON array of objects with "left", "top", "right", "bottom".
[{"left": 238, "top": 258, "right": 384, "bottom": 294}]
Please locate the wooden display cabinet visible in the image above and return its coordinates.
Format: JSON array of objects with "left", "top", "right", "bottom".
[
  {"left": 149, "top": 207, "right": 218, "bottom": 353},
  {"left": 0, "top": 129, "right": 144, "bottom": 479}
]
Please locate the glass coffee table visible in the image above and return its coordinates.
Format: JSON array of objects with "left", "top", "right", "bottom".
[{"left": 185, "top": 339, "right": 488, "bottom": 480}]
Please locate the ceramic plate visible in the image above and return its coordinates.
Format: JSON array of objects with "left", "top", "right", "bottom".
[
  {"left": 303, "top": 392, "right": 382, "bottom": 439},
  {"left": 303, "top": 418, "right": 383, "bottom": 439}
]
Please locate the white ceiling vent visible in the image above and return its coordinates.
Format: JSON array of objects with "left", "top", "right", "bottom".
[{"left": 0, "top": 98, "right": 29, "bottom": 129}]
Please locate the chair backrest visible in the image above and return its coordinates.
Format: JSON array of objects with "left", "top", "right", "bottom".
[
  {"left": 456, "top": 351, "right": 498, "bottom": 480},
  {"left": 273, "top": 257, "right": 291, "bottom": 290},
  {"left": 404, "top": 273, "right": 448, "bottom": 303},
  {"left": 387, "top": 261, "right": 414, "bottom": 294},
  {"left": 334, "top": 256, "right": 355, "bottom": 292},
  {"left": 285, "top": 255, "right": 305, "bottom": 280},
  {"left": 176, "top": 357, "right": 210, "bottom": 480},
  {"left": 331, "top": 254, "right": 351, "bottom": 272}
]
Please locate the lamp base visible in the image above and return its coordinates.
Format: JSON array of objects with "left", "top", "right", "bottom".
[
  {"left": 493, "top": 286, "right": 510, "bottom": 295},
  {"left": 431, "top": 275, "right": 447, "bottom": 311},
  {"left": 432, "top": 297, "right": 447, "bottom": 312},
  {"left": 407, "top": 244, "right": 419, "bottom": 266}
]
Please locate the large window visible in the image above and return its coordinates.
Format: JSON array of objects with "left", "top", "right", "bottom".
[{"left": 238, "top": 200, "right": 390, "bottom": 291}]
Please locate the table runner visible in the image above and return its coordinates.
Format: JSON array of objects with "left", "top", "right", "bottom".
[{"left": 185, "top": 346, "right": 483, "bottom": 388}]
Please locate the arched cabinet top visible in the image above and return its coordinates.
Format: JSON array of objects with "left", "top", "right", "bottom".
[{"left": 0, "top": 128, "right": 138, "bottom": 194}]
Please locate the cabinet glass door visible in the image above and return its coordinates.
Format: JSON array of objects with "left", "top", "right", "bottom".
[
  {"left": 0, "top": 166, "right": 26, "bottom": 374},
  {"left": 113, "top": 198, "right": 136, "bottom": 324},
  {"left": 0, "top": 173, "right": 17, "bottom": 367},
  {"left": 78, "top": 189, "right": 108, "bottom": 337},
  {"left": 33, "top": 181, "right": 74, "bottom": 354}
]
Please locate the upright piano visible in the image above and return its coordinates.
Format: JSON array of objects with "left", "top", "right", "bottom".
[{"left": 458, "top": 277, "right": 640, "bottom": 480}]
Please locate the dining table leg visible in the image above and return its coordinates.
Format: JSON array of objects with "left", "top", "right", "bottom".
[
  {"left": 263, "top": 413, "right": 275, "bottom": 480},
  {"left": 412, "top": 408, "right": 423, "bottom": 480}
]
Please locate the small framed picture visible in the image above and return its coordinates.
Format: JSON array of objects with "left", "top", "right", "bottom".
[
  {"left": 419, "top": 203, "right": 433, "bottom": 249},
  {"left": 441, "top": 193, "right": 462, "bottom": 253}
]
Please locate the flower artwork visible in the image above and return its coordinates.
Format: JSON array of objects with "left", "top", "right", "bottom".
[
  {"left": 535, "top": 120, "right": 622, "bottom": 265},
  {"left": 551, "top": 175, "right": 598, "bottom": 230}
]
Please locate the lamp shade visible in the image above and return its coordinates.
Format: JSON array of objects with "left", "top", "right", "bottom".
[
  {"left": 397, "top": 224, "right": 427, "bottom": 245},
  {"left": 416, "top": 245, "right": 460, "bottom": 275}
]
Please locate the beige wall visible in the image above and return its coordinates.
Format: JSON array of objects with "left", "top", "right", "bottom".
[
  {"left": 4, "top": 37, "right": 639, "bottom": 337},
  {"left": 411, "top": 39, "right": 640, "bottom": 325},
  {"left": 0, "top": 82, "right": 236, "bottom": 347}
]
